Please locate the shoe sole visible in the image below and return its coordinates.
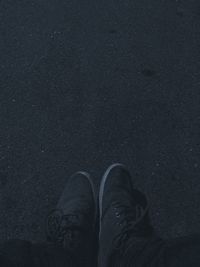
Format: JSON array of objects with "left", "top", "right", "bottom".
[{"left": 98, "top": 163, "right": 127, "bottom": 239}]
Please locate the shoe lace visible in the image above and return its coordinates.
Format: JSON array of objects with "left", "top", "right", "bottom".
[
  {"left": 110, "top": 201, "right": 152, "bottom": 263},
  {"left": 46, "top": 209, "right": 83, "bottom": 251}
]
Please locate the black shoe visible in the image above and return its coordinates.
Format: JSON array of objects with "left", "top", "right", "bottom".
[
  {"left": 46, "top": 171, "right": 97, "bottom": 267},
  {"left": 99, "top": 163, "right": 153, "bottom": 267}
]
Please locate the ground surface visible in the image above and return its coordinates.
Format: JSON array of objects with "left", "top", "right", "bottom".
[{"left": 0, "top": 0, "right": 200, "bottom": 242}]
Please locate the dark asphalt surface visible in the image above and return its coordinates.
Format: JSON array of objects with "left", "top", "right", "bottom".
[{"left": 0, "top": 0, "right": 200, "bottom": 242}]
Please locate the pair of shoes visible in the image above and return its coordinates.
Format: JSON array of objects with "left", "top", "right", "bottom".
[{"left": 46, "top": 164, "right": 152, "bottom": 267}]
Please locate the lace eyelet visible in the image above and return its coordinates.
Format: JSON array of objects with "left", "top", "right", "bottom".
[{"left": 115, "top": 212, "right": 121, "bottom": 218}]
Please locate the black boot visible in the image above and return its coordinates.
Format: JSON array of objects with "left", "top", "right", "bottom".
[
  {"left": 46, "top": 171, "right": 97, "bottom": 267},
  {"left": 99, "top": 163, "right": 153, "bottom": 267}
]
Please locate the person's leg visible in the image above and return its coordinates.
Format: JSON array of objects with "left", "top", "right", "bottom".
[
  {"left": 0, "top": 171, "right": 97, "bottom": 267},
  {"left": 98, "top": 163, "right": 165, "bottom": 267}
]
